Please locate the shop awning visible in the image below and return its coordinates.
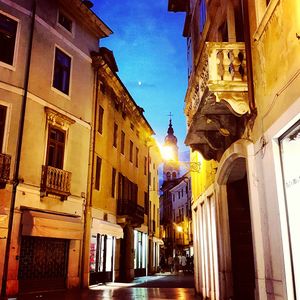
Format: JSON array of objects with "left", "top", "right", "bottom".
[
  {"left": 92, "top": 219, "right": 123, "bottom": 239},
  {"left": 22, "top": 210, "right": 83, "bottom": 240}
]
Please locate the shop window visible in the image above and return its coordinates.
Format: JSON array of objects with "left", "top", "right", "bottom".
[
  {"left": 46, "top": 126, "right": 65, "bottom": 169},
  {"left": 0, "top": 105, "right": 7, "bottom": 151},
  {"left": 0, "top": 12, "right": 18, "bottom": 66},
  {"left": 279, "top": 121, "right": 300, "bottom": 297},
  {"left": 53, "top": 47, "right": 71, "bottom": 95}
]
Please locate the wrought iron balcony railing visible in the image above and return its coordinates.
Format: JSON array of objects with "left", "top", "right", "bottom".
[
  {"left": 41, "top": 165, "right": 71, "bottom": 200},
  {"left": 0, "top": 153, "right": 11, "bottom": 188},
  {"left": 117, "top": 199, "right": 144, "bottom": 226}
]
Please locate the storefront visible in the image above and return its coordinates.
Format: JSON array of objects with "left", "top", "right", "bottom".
[
  {"left": 134, "top": 229, "right": 147, "bottom": 277},
  {"left": 18, "top": 210, "right": 83, "bottom": 293},
  {"left": 89, "top": 219, "right": 123, "bottom": 285},
  {"left": 279, "top": 120, "right": 300, "bottom": 298}
]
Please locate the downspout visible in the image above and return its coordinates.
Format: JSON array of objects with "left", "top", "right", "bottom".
[
  {"left": 242, "top": 0, "right": 257, "bottom": 117},
  {"left": 1, "top": 1, "right": 36, "bottom": 298},
  {"left": 81, "top": 52, "right": 104, "bottom": 288}
]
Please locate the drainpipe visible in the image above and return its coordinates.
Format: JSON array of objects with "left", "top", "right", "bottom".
[
  {"left": 1, "top": 1, "right": 36, "bottom": 299},
  {"left": 242, "top": 0, "right": 257, "bottom": 115},
  {"left": 81, "top": 52, "right": 105, "bottom": 288}
]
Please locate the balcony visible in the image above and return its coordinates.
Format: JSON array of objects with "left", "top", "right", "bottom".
[
  {"left": 185, "top": 42, "right": 249, "bottom": 161},
  {"left": 41, "top": 165, "right": 71, "bottom": 200},
  {"left": 117, "top": 199, "right": 144, "bottom": 227},
  {"left": 0, "top": 153, "right": 11, "bottom": 188}
]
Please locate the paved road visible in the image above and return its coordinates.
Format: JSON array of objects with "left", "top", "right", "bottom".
[{"left": 15, "top": 273, "right": 201, "bottom": 300}]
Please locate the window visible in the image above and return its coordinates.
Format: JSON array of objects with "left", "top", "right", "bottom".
[
  {"left": 178, "top": 191, "right": 180, "bottom": 199},
  {"left": 153, "top": 177, "right": 156, "bottom": 191},
  {"left": 129, "top": 140, "right": 133, "bottom": 162},
  {"left": 0, "top": 105, "right": 7, "bottom": 152},
  {"left": 46, "top": 126, "right": 65, "bottom": 169},
  {"left": 130, "top": 123, "right": 134, "bottom": 130},
  {"left": 0, "top": 12, "right": 18, "bottom": 66},
  {"left": 58, "top": 11, "right": 73, "bottom": 33},
  {"left": 121, "top": 131, "right": 125, "bottom": 154},
  {"left": 144, "top": 157, "right": 147, "bottom": 175},
  {"left": 144, "top": 192, "right": 149, "bottom": 215},
  {"left": 113, "top": 123, "right": 118, "bottom": 148},
  {"left": 135, "top": 147, "right": 139, "bottom": 167},
  {"left": 199, "top": 0, "right": 207, "bottom": 33},
  {"left": 111, "top": 168, "right": 116, "bottom": 197},
  {"left": 98, "top": 105, "right": 104, "bottom": 134},
  {"left": 53, "top": 47, "right": 71, "bottom": 95},
  {"left": 95, "top": 156, "right": 102, "bottom": 190}
]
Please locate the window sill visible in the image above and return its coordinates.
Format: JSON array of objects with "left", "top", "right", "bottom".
[
  {"left": 253, "top": 0, "right": 280, "bottom": 42},
  {"left": 51, "top": 86, "right": 71, "bottom": 100}
]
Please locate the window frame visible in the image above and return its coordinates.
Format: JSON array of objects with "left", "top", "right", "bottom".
[
  {"left": 46, "top": 125, "right": 66, "bottom": 169},
  {"left": 51, "top": 45, "right": 72, "bottom": 98},
  {"left": 0, "top": 10, "right": 20, "bottom": 71},
  {"left": 57, "top": 10, "right": 75, "bottom": 37}
]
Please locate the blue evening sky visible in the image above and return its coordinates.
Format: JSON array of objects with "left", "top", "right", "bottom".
[{"left": 93, "top": 1, "right": 189, "bottom": 155}]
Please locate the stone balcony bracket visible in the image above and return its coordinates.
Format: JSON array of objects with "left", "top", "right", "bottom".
[{"left": 185, "top": 42, "right": 250, "bottom": 161}]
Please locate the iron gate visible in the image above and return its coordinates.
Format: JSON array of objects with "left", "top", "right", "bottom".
[{"left": 18, "top": 236, "right": 69, "bottom": 292}]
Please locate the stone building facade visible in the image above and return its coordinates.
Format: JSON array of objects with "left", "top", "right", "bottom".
[
  {"left": 0, "top": 0, "right": 111, "bottom": 296},
  {"left": 169, "top": 0, "right": 300, "bottom": 299}
]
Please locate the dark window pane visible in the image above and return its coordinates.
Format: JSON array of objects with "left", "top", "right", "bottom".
[
  {"left": 0, "top": 13, "right": 17, "bottom": 65},
  {"left": 113, "top": 123, "right": 118, "bottom": 148},
  {"left": 53, "top": 48, "right": 71, "bottom": 94},
  {"left": 98, "top": 105, "right": 104, "bottom": 134},
  {"left": 111, "top": 168, "right": 116, "bottom": 197},
  {"left": 58, "top": 12, "right": 72, "bottom": 32},
  {"left": 0, "top": 105, "right": 7, "bottom": 151},
  {"left": 129, "top": 141, "right": 133, "bottom": 162},
  {"left": 95, "top": 156, "right": 102, "bottom": 190},
  {"left": 121, "top": 131, "right": 125, "bottom": 154}
]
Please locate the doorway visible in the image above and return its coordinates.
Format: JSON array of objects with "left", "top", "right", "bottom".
[{"left": 227, "top": 172, "right": 255, "bottom": 300}]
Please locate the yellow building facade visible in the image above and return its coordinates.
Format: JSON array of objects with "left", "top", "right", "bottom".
[
  {"left": 0, "top": 0, "right": 110, "bottom": 297},
  {"left": 83, "top": 47, "right": 155, "bottom": 284},
  {"left": 169, "top": 0, "right": 300, "bottom": 299}
]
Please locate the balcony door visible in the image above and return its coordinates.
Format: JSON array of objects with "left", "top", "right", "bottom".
[
  {"left": 46, "top": 125, "right": 65, "bottom": 169},
  {"left": 0, "top": 105, "right": 7, "bottom": 152}
]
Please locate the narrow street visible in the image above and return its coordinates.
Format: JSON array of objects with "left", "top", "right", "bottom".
[{"left": 15, "top": 273, "right": 200, "bottom": 300}]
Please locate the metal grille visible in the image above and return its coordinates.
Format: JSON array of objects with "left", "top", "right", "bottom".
[{"left": 19, "top": 236, "right": 69, "bottom": 280}]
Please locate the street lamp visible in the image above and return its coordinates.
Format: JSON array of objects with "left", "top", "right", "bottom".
[{"left": 159, "top": 144, "right": 201, "bottom": 173}]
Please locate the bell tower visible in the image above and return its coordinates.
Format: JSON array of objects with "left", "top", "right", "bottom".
[{"left": 163, "top": 115, "right": 179, "bottom": 181}]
